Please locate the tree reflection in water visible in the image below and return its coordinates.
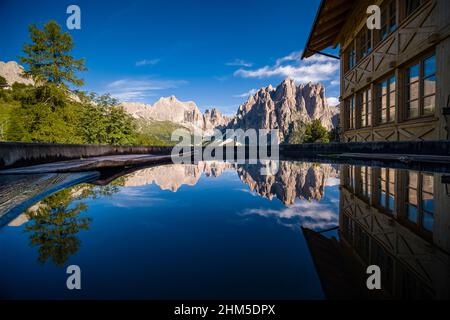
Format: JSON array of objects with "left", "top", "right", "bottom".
[{"left": 24, "top": 181, "right": 123, "bottom": 267}]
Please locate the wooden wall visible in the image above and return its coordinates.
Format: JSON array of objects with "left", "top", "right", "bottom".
[{"left": 339, "top": 0, "right": 450, "bottom": 142}]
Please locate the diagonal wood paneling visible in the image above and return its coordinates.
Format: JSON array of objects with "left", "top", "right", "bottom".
[{"left": 399, "top": 2, "right": 437, "bottom": 54}]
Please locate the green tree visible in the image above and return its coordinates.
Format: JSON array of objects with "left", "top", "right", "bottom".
[
  {"left": 24, "top": 183, "right": 121, "bottom": 266},
  {"left": 304, "top": 119, "right": 330, "bottom": 143},
  {"left": 288, "top": 122, "right": 307, "bottom": 144},
  {"left": 19, "top": 20, "right": 86, "bottom": 88},
  {"left": 79, "top": 93, "right": 137, "bottom": 145},
  {"left": 24, "top": 189, "right": 91, "bottom": 266},
  {"left": 329, "top": 126, "right": 340, "bottom": 142},
  {"left": 0, "top": 75, "right": 8, "bottom": 88}
]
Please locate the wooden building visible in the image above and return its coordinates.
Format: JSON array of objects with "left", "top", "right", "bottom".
[
  {"left": 303, "top": 166, "right": 450, "bottom": 299},
  {"left": 303, "top": 0, "right": 450, "bottom": 142},
  {"left": 339, "top": 165, "right": 450, "bottom": 298}
]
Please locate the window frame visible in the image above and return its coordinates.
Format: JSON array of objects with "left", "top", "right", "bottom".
[
  {"left": 379, "top": 0, "right": 397, "bottom": 42},
  {"left": 376, "top": 74, "right": 396, "bottom": 125},
  {"left": 357, "top": 28, "right": 373, "bottom": 63},
  {"left": 404, "top": 171, "right": 435, "bottom": 235},
  {"left": 357, "top": 166, "right": 372, "bottom": 201},
  {"left": 375, "top": 167, "right": 396, "bottom": 214},
  {"left": 346, "top": 95, "right": 356, "bottom": 130},
  {"left": 404, "top": 53, "right": 436, "bottom": 120},
  {"left": 344, "top": 43, "right": 356, "bottom": 74},
  {"left": 357, "top": 87, "right": 372, "bottom": 128}
]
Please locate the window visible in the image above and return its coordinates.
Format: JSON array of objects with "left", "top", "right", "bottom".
[
  {"left": 358, "top": 88, "right": 372, "bottom": 128},
  {"left": 360, "top": 166, "right": 372, "bottom": 200},
  {"left": 377, "top": 168, "right": 395, "bottom": 213},
  {"left": 380, "top": 0, "right": 397, "bottom": 41},
  {"left": 423, "top": 55, "right": 436, "bottom": 115},
  {"left": 348, "top": 165, "right": 356, "bottom": 190},
  {"left": 345, "top": 44, "right": 356, "bottom": 72},
  {"left": 405, "top": 54, "right": 436, "bottom": 119},
  {"left": 406, "top": 172, "right": 434, "bottom": 232},
  {"left": 357, "top": 28, "right": 372, "bottom": 61},
  {"left": 406, "top": 0, "right": 425, "bottom": 17},
  {"left": 346, "top": 96, "right": 356, "bottom": 130},
  {"left": 376, "top": 75, "right": 396, "bottom": 124}
]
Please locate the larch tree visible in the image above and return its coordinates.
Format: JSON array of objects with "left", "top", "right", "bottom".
[{"left": 19, "top": 20, "right": 86, "bottom": 88}]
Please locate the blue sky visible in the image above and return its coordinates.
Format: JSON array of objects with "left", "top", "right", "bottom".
[{"left": 0, "top": 0, "right": 340, "bottom": 115}]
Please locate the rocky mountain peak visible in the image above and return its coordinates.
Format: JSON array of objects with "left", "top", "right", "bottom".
[
  {"left": 122, "top": 96, "right": 232, "bottom": 134},
  {"left": 230, "top": 78, "right": 338, "bottom": 143},
  {"left": 0, "top": 61, "right": 34, "bottom": 86}
]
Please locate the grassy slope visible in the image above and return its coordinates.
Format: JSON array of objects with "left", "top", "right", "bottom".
[
  {"left": 0, "top": 99, "right": 19, "bottom": 141},
  {"left": 0, "top": 93, "right": 192, "bottom": 146},
  {"left": 135, "top": 119, "right": 191, "bottom": 146}
]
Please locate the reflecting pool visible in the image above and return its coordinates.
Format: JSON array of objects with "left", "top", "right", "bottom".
[{"left": 0, "top": 161, "right": 449, "bottom": 299}]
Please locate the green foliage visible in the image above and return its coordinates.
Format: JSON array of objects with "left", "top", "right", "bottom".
[
  {"left": 134, "top": 119, "right": 189, "bottom": 146},
  {"left": 287, "top": 120, "right": 331, "bottom": 144},
  {"left": 329, "top": 126, "right": 340, "bottom": 142},
  {"left": 25, "top": 188, "right": 91, "bottom": 266},
  {"left": 19, "top": 20, "right": 86, "bottom": 88},
  {"left": 3, "top": 20, "right": 189, "bottom": 146},
  {"left": 288, "top": 122, "right": 307, "bottom": 144},
  {"left": 78, "top": 93, "right": 137, "bottom": 145},
  {"left": 304, "top": 119, "right": 330, "bottom": 143},
  {"left": 0, "top": 75, "right": 7, "bottom": 88},
  {"left": 24, "top": 183, "right": 121, "bottom": 266},
  {"left": 4, "top": 82, "right": 82, "bottom": 143}
]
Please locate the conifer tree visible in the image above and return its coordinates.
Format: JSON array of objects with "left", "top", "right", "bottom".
[{"left": 19, "top": 20, "right": 86, "bottom": 88}]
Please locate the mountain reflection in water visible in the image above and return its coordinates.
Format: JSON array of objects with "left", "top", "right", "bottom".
[{"left": 0, "top": 161, "right": 449, "bottom": 300}]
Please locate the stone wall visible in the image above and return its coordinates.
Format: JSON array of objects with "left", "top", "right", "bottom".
[
  {"left": 280, "top": 141, "right": 450, "bottom": 156},
  {"left": 1, "top": 140, "right": 450, "bottom": 170},
  {"left": 0, "top": 142, "right": 174, "bottom": 169}
]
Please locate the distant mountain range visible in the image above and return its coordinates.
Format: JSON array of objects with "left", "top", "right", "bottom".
[
  {"left": 122, "top": 79, "right": 339, "bottom": 142},
  {"left": 121, "top": 97, "right": 231, "bottom": 135},
  {"left": 1, "top": 60, "right": 340, "bottom": 143},
  {"left": 122, "top": 161, "right": 339, "bottom": 205}
]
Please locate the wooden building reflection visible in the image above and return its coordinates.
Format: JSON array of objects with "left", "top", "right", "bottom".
[{"left": 303, "top": 165, "right": 450, "bottom": 299}]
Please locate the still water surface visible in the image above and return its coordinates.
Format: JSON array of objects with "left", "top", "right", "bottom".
[{"left": 0, "top": 161, "right": 449, "bottom": 299}]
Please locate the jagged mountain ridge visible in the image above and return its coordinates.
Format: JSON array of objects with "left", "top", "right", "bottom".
[
  {"left": 1, "top": 60, "right": 339, "bottom": 140},
  {"left": 122, "top": 78, "right": 338, "bottom": 141},
  {"left": 122, "top": 161, "right": 339, "bottom": 205},
  {"left": 121, "top": 96, "right": 232, "bottom": 134},
  {"left": 230, "top": 79, "right": 339, "bottom": 143}
]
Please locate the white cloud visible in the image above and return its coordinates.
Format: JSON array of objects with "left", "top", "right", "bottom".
[
  {"left": 135, "top": 59, "right": 161, "bottom": 67},
  {"left": 330, "top": 79, "right": 340, "bottom": 86},
  {"left": 233, "top": 88, "right": 257, "bottom": 98},
  {"left": 326, "top": 97, "right": 340, "bottom": 107},
  {"left": 241, "top": 200, "right": 339, "bottom": 231},
  {"left": 106, "top": 78, "right": 187, "bottom": 101},
  {"left": 226, "top": 59, "right": 253, "bottom": 67},
  {"left": 234, "top": 50, "right": 340, "bottom": 84},
  {"left": 326, "top": 177, "right": 340, "bottom": 187}
]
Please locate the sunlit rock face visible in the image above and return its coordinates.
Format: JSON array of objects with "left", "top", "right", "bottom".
[
  {"left": 236, "top": 162, "right": 339, "bottom": 205},
  {"left": 122, "top": 162, "right": 235, "bottom": 192},
  {"left": 203, "top": 108, "right": 232, "bottom": 132},
  {"left": 230, "top": 78, "right": 339, "bottom": 143},
  {"left": 121, "top": 97, "right": 232, "bottom": 135},
  {"left": 0, "top": 61, "right": 34, "bottom": 86},
  {"left": 122, "top": 161, "right": 338, "bottom": 205}
]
